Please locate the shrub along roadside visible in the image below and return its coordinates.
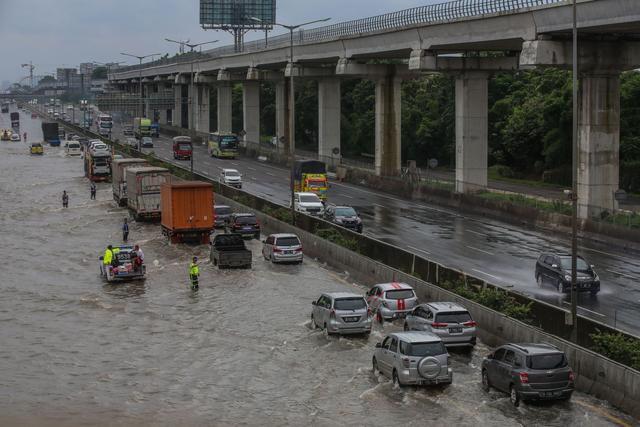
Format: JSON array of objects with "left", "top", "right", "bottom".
[{"left": 590, "top": 331, "right": 640, "bottom": 371}]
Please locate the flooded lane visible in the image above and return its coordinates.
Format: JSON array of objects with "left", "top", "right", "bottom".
[{"left": 0, "top": 110, "right": 636, "bottom": 426}]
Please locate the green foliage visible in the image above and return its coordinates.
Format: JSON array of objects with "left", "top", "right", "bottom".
[
  {"left": 263, "top": 206, "right": 293, "bottom": 224},
  {"left": 477, "top": 191, "right": 572, "bottom": 215},
  {"left": 315, "top": 228, "right": 360, "bottom": 253},
  {"left": 590, "top": 331, "right": 640, "bottom": 370},
  {"left": 442, "top": 280, "right": 533, "bottom": 322},
  {"left": 341, "top": 79, "right": 376, "bottom": 158},
  {"left": 260, "top": 82, "right": 276, "bottom": 138}
]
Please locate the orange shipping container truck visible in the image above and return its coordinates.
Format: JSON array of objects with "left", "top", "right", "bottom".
[{"left": 161, "top": 181, "right": 215, "bottom": 244}]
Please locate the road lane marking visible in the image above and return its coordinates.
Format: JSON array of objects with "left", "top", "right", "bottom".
[
  {"left": 341, "top": 195, "right": 354, "bottom": 199},
  {"left": 247, "top": 167, "right": 257, "bottom": 171},
  {"left": 561, "top": 301, "right": 606, "bottom": 318},
  {"left": 408, "top": 246, "right": 431, "bottom": 256},
  {"left": 266, "top": 172, "right": 276, "bottom": 177},
  {"left": 373, "top": 203, "right": 386, "bottom": 209},
  {"left": 606, "top": 269, "right": 637, "bottom": 280},
  {"left": 467, "top": 230, "right": 488, "bottom": 237},
  {"left": 472, "top": 269, "right": 502, "bottom": 281},
  {"left": 465, "top": 245, "right": 494, "bottom": 256},
  {"left": 582, "top": 247, "right": 639, "bottom": 264}
]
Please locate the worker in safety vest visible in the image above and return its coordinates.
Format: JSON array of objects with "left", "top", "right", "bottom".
[
  {"left": 189, "top": 257, "right": 200, "bottom": 290},
  {"left": 102, "top": 245, "right": 114, "bottom": 277}
]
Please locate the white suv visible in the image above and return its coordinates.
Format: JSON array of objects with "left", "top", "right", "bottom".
[
  {"left": 220, "top": 169, "right": 242, "bottom": 189},
  {"left": 293, "top": 192, "right": 324, "bottom": 216}
]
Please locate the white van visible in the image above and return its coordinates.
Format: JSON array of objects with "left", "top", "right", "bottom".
[{"left": 66, "top": 141, "right": 82, "bottom": 156}]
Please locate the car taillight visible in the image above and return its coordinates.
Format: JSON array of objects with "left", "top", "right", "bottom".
[
  {"left": 519, "top": 372, "right": 529, "bottom": 384},
  {"left": 273, "top": 248, "right": 282, "bottom": 253},
  {"left": 402, "top": 357, "right": 411, "bottom": 368},
  {"left": 463, "top": 321, "right": 477, "bottom": 327},
  {"left": 569, "top": 370, "right": 575, "bottom": 382},
  {"left": 431, "top": 322, "right": 449, "bottom": 329}
]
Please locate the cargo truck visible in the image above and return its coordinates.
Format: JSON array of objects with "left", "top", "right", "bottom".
[
  {"left": 133, "top": 118, "right": 152, "bottom": 139},
  {"left": 160, "top": 181, "right": 215, "bottom": 244},
  {"left": 126, "top": 167, "right": 171, "bottom": 221},
  {"left": 84, "top": 150, "right": 112, "bottom": 182},
  {"left": 293, "top": 160, "right": 328, "bottom": 202},
  {"left": 112, "top": 158, "right": 148, "bottom": 206},
  {"left": 10, "top": 112, "right": 19, "bottom": 128},
  {"left": 41, "top": 122, "right": 61, "bottom": 146}
]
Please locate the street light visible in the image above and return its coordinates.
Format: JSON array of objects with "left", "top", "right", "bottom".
[
  {"left": 250, "top": 16, "right": 331, "bottom": 224},
  {"left": 570, "top": 0, "right": 579, "bottom": 342},
  {"left": 120, "top": 52, "right": 161, "bottom": 119}
]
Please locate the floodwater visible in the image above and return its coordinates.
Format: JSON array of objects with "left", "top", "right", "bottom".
[{"left": 0, "top": 109, "right": 637, "bottom": 426}]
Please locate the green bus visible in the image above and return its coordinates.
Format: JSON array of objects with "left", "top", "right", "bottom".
[{"left": 208, "top": 132, "right": 239, "bottom": 159}]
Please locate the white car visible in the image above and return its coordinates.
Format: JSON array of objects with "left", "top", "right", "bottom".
[
  {"left": 10, "top": 133, "right": 21, "bottom": 142},
  {"left": 66, "top": 141, "right": 81, "bottom": 156},
  {"left": 293, "top": 192, "right": 324, "bottom": 216},
  {"left": 89, "top": 142, "right": 110, "bottom": 156},
  {"left": 220, "top": 168, "right": 242, "bottom": 189}
]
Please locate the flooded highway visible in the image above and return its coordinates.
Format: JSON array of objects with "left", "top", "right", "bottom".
[{"left": 0, "top": 109, "right": 637, "bottom": 426}]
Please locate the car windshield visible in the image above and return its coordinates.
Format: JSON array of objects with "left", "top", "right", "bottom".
[
  {"left": 142, "top": 138, "right": 152, "bottom": 143},
  {"left": 335, "top": 208, "right": 357, "bottom": 217},
  {"left": 527, "top": 353, "right": 568, "bottom": 370},
  {"left": 178, "top": 143, "right": 191, "bottom": 151},
  {"left": 334, "top": 298, "right": 366, "bottom": 310},
  {"left": 300, "top": 195, "right": 320, "bottom": 203},
  {"left": 385, "top": 289, "right": 415, "bottom": 300},
  {"left": 403, "top": 341, "right": 446, "bottom": 357},
  {"left": 276, "top": 237, "right": 300, "bottom": 247},
  {"left": 215, "top": 207, "right": 232, "bottom": 215},
  {"left": 225, "top": 171, "right": 240, "bottom": 177},
  {"left": 93, "top": 144, "right": 107, "bottom": 150},
  {"left": 307, "top": 180, "right": 325, "bottom": 189},
  {"left": 220, "top": 137, "right": 238, "bottom": 149},
  {"left": 434, "top": 311, "right": 472, "bottom": 324},
  {"left": 235, "top": 216, "right": 257, "bottom": 225},
  {"left": 560, "top": 257, "right": 589, "bottom": 271},
  {"left": 68, "top": 143, "right": 80, "bottom": 148}
]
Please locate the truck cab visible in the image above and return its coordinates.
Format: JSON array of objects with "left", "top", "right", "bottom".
[
  {"left": 172, "top": 136, "right": 192, "bottom": 160},
  {"left": 293, "top": 160, "right": 328, "bottom": 202}
]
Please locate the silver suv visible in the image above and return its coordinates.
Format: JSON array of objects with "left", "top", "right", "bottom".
[
  {"left": 366, "top": 282, "right": 418, "bottom": 322},
  {"left": 311, "top": 293, "right": 371, "bottom": 335},
  {"left": 404, "top": 302, "right": 477, "bottom": 348},
  {"left": 481, "top": 343, "right": 575, "bottom": 407},
  {"left": 372, "top": 332, "right": 452, "bottom": 386}
]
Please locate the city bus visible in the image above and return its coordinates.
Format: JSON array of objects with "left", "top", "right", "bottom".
[{"left": 208, "top": 132, "right": 239, "bottom": 159}]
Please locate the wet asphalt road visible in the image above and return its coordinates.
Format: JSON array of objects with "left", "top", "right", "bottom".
[
  {"left": 1, "top": 106, "right": 638, "bottom": 426},
  {"left": 67, "top": 111, "right": 640, "bottom": 337}
]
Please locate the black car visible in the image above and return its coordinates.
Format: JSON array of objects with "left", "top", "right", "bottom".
[
  {"left": 214, "top": 205, "right": 233, "bottom": 229},
  {"left": 482, "top": 343, "right": 574, "bottom": 407},
  {"left": 141, "top": 136, "right": 154, "bottom": 148},
  {"left": 227, "top": 213, "right": 260, "bottom": 239},
  {"left": 324, "top": 205, "right": 363, "bottom": 233},
  {"left": 535, "top": 253, "right": 600, "bottom": 296}
]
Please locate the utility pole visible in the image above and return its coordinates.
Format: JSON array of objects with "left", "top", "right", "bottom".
[
  {"left": 570, "top": 0, "right": 579, "bottom": 343},
  {"left": 121, "top": 52, "right": 160, "bottom": 119}
]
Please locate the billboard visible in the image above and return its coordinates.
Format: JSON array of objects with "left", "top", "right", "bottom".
[{"left": 200, "top": 0, "right": 276, "bottom": 30}]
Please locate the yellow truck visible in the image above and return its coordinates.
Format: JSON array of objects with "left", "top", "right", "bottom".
[{"left": 294, "top": 160, "right": 328, "bottom": 202}]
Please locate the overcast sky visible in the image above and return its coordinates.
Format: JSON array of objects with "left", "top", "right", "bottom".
[{"left": 0, "top": 0, "right": 442, "bottom": 84}]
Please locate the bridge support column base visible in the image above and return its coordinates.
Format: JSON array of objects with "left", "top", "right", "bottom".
[
  {"left": 375, "top": 75, "right": 402, "bottom": 176},
  {"left": 243, "top": 81, "right": 260, "bottom": 145},
  {"left": 217, "top": 83, "right": 232, "bottom": 133},
  {"left": 318, "top": 78, "right": 341, "bottom": 168}
]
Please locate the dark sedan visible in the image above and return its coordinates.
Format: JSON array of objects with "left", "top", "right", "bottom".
[{"left": 535, "top": 253, "right": 600, "bottom": 296}]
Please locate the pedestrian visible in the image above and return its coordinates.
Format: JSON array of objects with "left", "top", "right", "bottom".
[
  {"left": 90, "top": 183, "right": 96, "bottom": 200},
  {"left": 122, "top": 218, "right": 129, "bottom": 242},
  {"left": 132, "top": 244, "right": 144, "bottom": 272},
  {"left": 23, "top": 132, "right": 27, "bottom": 143},
  {"left": 62, "top": 191, "right": 69, "bottom": 208},
  {"left": 189, "top": 257, "right": 200, "bottom": 290},
  {"left": 102, "top": 245, "right": 114, "bottom": 278}
]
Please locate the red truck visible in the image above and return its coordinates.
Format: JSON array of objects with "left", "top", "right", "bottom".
[{"left": 172, "top": 136, "right": 193, "bottom": 160}]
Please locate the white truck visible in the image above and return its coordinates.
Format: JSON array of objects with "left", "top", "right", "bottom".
[
  {"left": 125, "top": 167, "right": 171, "bottom": 221},
  {"left": 96, "top": 114, "right": 113, "bottom": 137},
  {"left": 112, "top": 158, "right": 148, "bottom": 206}
]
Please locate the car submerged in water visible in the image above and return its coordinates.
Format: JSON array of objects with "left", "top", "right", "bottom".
[{"left": 99, "top": 246, "right": 146, "bottom": 283}]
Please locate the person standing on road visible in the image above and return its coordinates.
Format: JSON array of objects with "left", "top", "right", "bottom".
[
  {"left": 90, "top": 183, "right": 96, "bottom": 200},
  {"left": 122, "top": 218, "right": 129, "bottom": 242},
  {"left": 23, "top": 132, "right": 27, "bottom": 143},
  {"left": 102, "top": 245, "right": 114, "bottom": 278},
  {"left": 62, "top": 191, "right": 69, "bottom": 208},
  {"left": 189, "top": 257, "right": 200, "bottom": 290}
]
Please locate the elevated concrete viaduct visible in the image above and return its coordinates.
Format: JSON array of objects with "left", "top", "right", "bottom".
[{"left": 109, "top": 0, "right": 640, "bottom": 219}]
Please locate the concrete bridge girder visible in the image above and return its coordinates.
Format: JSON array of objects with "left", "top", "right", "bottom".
[{"left": 409, "top": 50, "right": 520, "bottom": 72}]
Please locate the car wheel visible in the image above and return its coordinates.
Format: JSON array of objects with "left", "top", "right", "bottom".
[
  {"left": 481, "top": 369, "right": 491, "bottom": 392},
  {"left": 509, "top": 385, "right": 520, "bottom": 407},
  {"left": 372, "top": 357, "right": 379, "bottom": 374},
  {"left": 392, "top": 370, "right": 403, "bottom": 387},
  {"left": 536, "top": 274, "right": 543, "bottom": 287},
  {"left": 557, "top": 280, "right": 565, "bottom": 294}
]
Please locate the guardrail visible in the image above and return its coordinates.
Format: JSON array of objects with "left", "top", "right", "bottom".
[{"left": 114, "top": 0, "right": 566, "bottom": 75}]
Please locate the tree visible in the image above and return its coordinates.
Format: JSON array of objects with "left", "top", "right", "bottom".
[
  {"left": 92, "top": 67, "right": 108, "bottom": 80},
  {"left": 39, "top": 75, "right": 56, "bottom": 84}
]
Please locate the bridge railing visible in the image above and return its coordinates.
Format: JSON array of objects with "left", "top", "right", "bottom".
[{"left": 114, "top": 0, "right": 566, "bottom": 75}]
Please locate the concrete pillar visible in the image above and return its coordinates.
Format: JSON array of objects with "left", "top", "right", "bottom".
[
  {"left": 158, "top": 109, "right": 168, "bottom": 125},
  {"left": 243, "top": 81, "right": 260, "bottom": 144},
  {"left": 455, "top": 72, "right": 489, "bottom": 193},
  {"left": 318, "top": 78, "right": 341, "bottom": 167},
  {"left": 217, "top": 83, "right": 232, "bottom": 133},
  {"left": 578, "top": 73, "right": 621, "bottom": 218},
  {"left": 174, "top": 85, "right": 183, "bottom": 128},
  {"left": 275, "top": 80, "right": 290, "bottom": 152},
  {"left": 194, "top": 85, "right": 211, "bottom": 133},
  {"left": 375, "top": 75, "right": 402, "bottom": 176}
]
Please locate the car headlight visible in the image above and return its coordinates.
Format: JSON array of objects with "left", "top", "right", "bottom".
[
  {"left": 594, "top": 274, "right": 599, "bottom": 281},
  {"left": 335, "top": 218, "right": 343, "bottom": 224},
  {"left": 564, "top": 275, "right": 572, "bottom": 281}
]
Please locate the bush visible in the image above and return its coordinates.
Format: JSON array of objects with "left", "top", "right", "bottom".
[
  {"left": 315, "top": 228, "right": 360, "bottom": 253},
  {"left": 621, "top": 160, "right": 640, "bottom": 193},
  {"left": 263, "top": 206, "right": 293, "bottom": 224},
  {"left": 590, "top": 331, "right": 640, "bottom": 370}
]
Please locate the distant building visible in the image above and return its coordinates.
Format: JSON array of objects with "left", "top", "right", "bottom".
[
  {"left": 79, "top": 62, "right": 96, "bottom": 77},
  {"left": 56, "top": 68, "right": 83, "bottom": 91},
  {"left": 90, "top": 79, "right": 109, "bottom": 94}
]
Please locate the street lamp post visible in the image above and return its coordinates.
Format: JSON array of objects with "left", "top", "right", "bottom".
[
  {"left": 120, "top": 53, "right": 161, "bottom": 120},
  {"left": 250, "top": 17, "right": 330, "bottom": 224},
  {"left": 570, "top": 0, "right": 579, "bottom": 342}
]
